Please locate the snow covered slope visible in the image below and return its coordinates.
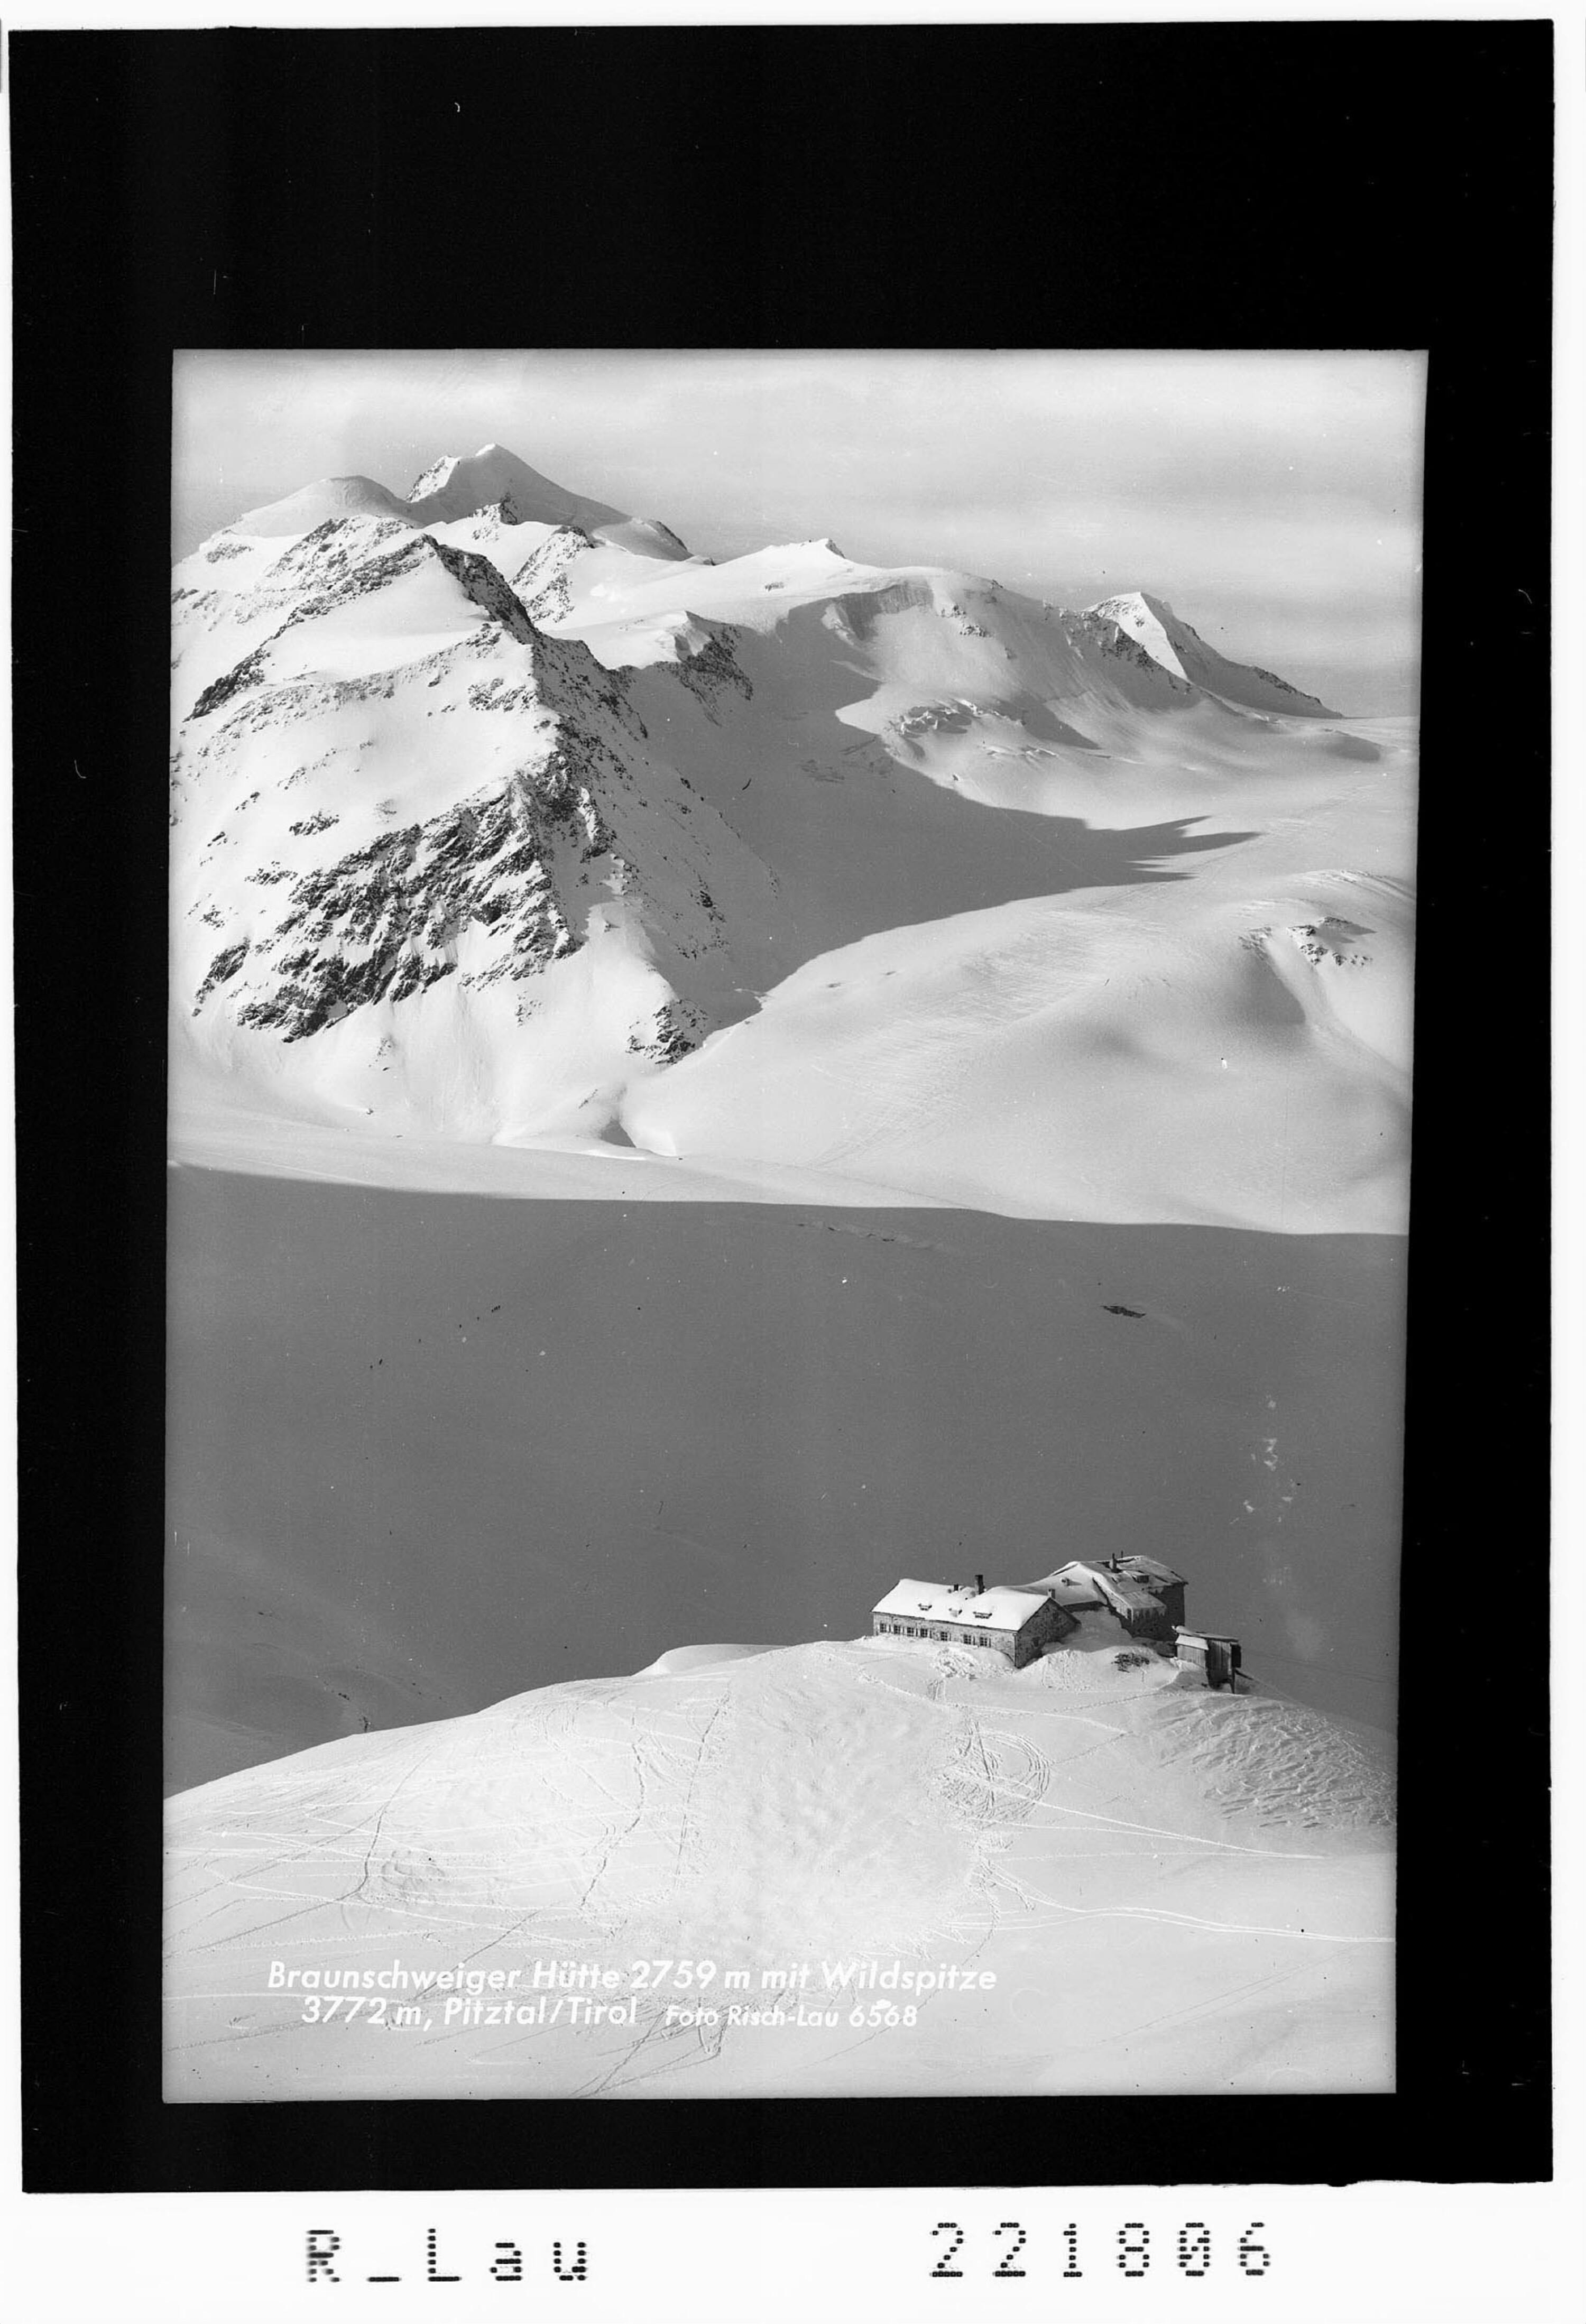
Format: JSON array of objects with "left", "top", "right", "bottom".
[
  {"left": 623, "top": 763, "right": 1415, "bottom": 1231},
  {"left": 172, "top": 444, "right": 1415, "bottom": 1226},
  {"left": 165, "top": 1633, "right": 1393, "bottom": 2099}
]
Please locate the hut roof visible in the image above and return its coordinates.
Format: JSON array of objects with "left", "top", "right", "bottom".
[
  {"left": 1093, "top": 1577, "right": 1160, "bottom": 1618},
  {"left": 872, "top": 1579, "right": 1050, "bottom": 1633},
  {"left": 1113, "top": 1555, "right": 1186, "bottom": 1588},
  {"left": 1034, "top": 1559, "right": 1163, "bottom": 1617},
  {"left": 1019, "top": 1564, "right": 1107, "bottom": 1605}
]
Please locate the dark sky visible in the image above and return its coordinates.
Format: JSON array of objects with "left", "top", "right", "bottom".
[{"left": 174, "top": 349, "right": 1425, "bottom": 715}]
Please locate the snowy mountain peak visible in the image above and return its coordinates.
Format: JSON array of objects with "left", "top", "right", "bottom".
[
  {"left": 405, "top": 452, "right": 459, "bottom": 500},
  {"left": 235, "top": 473, "right": 417, "bottom": 537},
  {"left": 405, "top": 444, "right": 525, "bottom": 492},
  {"left": 404, "top": 442, "right": 629, "bottom": 534},
  {"left": 1087, "top": 588, "right": 1338, "bottom": 717},
  {"left": 1092, "top": 585, "right": 1171, "bottom": 625},
  {"left": 610, "top": 515, "right": 693, "bottom": 563},
  {"left": 1089, "top": 589, "right": 1190, "bottom": 681},
  {"left": 219, "top": 445, "right": 696, "bottom": 573}
]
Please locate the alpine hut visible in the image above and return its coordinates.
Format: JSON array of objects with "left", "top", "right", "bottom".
[
  {"left": 871, "top": 1575, "right": 1075, "bottom": 1668},
  {"left": 1029, "top": 1556, "right": 1187, "bottom": 1642}
]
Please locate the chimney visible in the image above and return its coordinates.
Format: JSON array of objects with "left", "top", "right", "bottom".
[{"left": 975, "top": 1573, "right": 985, "bottom": 1596}]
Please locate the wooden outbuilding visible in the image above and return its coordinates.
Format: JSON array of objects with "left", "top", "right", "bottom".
[
  {"left": 871, "top": 1576, "right": 1075, "bottom": 1668},
  {"left": 1174, "top": 1629, "right": 1242, "bottom": 1691}
]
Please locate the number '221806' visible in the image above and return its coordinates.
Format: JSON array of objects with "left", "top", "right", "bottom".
[{"left": 930, "top": 2221, "right": 1272, "bottom": 2278}]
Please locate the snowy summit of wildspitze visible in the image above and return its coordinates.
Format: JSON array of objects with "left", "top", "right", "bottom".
[
  {"left": 237, "top": 440, "right": 690, "bottom": 558},
  {"left": 172, "top": 440, "right": 1416, "bottom": 1232}
]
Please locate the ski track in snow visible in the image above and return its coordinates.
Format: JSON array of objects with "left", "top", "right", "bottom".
[{"left": 166, "top": 1641, "right": 1393, "bottom": 2097}]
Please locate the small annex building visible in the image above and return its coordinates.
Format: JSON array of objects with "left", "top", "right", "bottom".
[
  {"left": 871, "top": 1575, "right": 1075, "bottom": 1669},
  {"left": 1174, "top": 1629, "right": 1242, "bottom": 1691}
]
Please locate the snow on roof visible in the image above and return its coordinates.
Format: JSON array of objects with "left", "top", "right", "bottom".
[
  {"left": 1061, "top": 1562, "right": 1157, "bottom": 1615},
  {"left": 1026, "top": 1567, "right": 1108, "bottom": 1606},
  {"left": 1045, "top": 1555, "right": 1183, "bottom": 1597},
  {"left": 1115, "top": 1555, "right": 1185, "bottom": 1585},
  {"left": 1093, "top": 1574, "right": 1161, "bottom": 1616},
  {"left": 872, "top": 1579, "right": 1050, "bottom": 1632},
  {"left": 1027, "top": 1560, "right": 1168, "bottom": 1619}
]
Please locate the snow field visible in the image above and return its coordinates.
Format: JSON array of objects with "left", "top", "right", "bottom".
[{"left": 166, "top": 1638, "right": 1391, "bottom": 2099}]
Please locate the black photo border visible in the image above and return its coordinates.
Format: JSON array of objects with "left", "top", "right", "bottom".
[{"left": 11, "top": 21, "right": 1553, "bottom": 2192}]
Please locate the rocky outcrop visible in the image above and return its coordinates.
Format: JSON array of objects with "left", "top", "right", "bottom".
[
  {"left": 190, "top": 644, "right": 271, "bottom": 720},
  {"left": 264, "top": 514, "right": 411, "bottom": 588},
  {"left": 228, "top": 776, "right": 591, "bottom": 1040},
  {"left": 671, "top": 623, "right": 754, "bottom": 717},
  {"left": 629, "top": 997, "right": 705, "bottom": 1064},
  {"left": 1062, "top": 608, "right": 1197, "bottom": 693},
  {"left": 822, "top": 577, "right": 934, "bottom": 645},
  {"left": 508, "top": 524, "right": 598, "bottom": 626}
]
